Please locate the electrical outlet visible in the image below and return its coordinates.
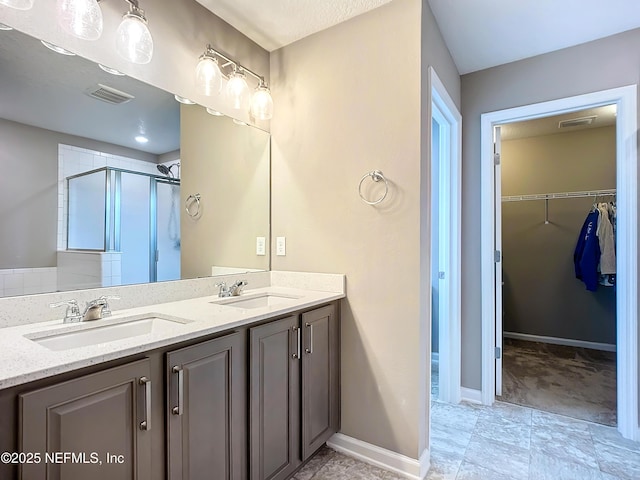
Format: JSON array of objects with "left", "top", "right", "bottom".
[
  {"left": 256, "top": 237, "right": 266, "bottom": 256},
  {"left": 276, "top": 236, "right": 286, "bottom": 256}
]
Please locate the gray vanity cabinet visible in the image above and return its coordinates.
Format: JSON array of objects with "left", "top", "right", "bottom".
[
  {"left": 301, "top": 304, "right": 340, "bottom": 460},
  {"left": 249, "top": 304, "right": 340, "bottom": 480},
  {"left": 249, "top": 315, "right": 301, "bottom": 480},
  {"left": 19, "top": 358, "right": 153, "bottom": 480},
  {"left": 166, "top": 331, "right": 247, "bottom": 480}
]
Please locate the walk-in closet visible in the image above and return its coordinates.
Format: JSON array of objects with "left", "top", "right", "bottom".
[{"left": 499, "top": 105, "right": 617, "bottom": 426}]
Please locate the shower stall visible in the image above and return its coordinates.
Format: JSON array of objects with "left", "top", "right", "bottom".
[{"left": 66, "top": 167, "right": 181, "bottom": 285}]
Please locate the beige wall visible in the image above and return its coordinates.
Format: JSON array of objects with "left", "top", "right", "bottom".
[
  {"left": 460, "top": 28, "right": 640, "bottom": 390},
  {"left": 0, "top": 0, "right": 270, "bottom": 129},
  {"left": 180, "top": 105, "right": 270, "bottom": 278},
  {"left": 271, "top": 0, "right": 460, "bottom": 459},
  {"left": 502, "top": 126, "right": 616, "bottom": 344}
]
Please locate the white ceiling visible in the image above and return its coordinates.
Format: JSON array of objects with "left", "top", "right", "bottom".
[
  {"left": 197, "top": 0, "right": 640, "bottom": 74},
  {"left": 427, "top": 0, "right": 640, "bottom": 74},
  {"left": 195, "top": 0, "right": 392, "bottom": 51}
]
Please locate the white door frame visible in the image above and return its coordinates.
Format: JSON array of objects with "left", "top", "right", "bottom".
[
  {"left": 480, "top": 85, "right": 638, "bottom": 440},
  {"left": 430, "top": 67, "right": 462, "bottom": 404}
]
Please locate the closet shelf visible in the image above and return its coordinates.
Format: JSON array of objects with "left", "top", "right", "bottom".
[{"left": 501, "top": 189, "right": 616, "bottom": 202}]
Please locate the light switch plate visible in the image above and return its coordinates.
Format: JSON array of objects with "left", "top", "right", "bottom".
[
  {"left": 256, "top": 237, "right": 266, "bottom": 256},
  {"left": 276, "top": 236, "right": 286, "bottom": 256}
]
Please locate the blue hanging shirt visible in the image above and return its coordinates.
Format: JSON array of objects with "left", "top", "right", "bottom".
[{"left": 573, "top": 210, "right": 601, "bottom": 292}]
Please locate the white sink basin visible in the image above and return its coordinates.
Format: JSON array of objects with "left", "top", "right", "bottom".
[
  {"left": 27, "top": 314, "right": 191, "bottom": 351},
  {"left": 214, "top": 293, "right": 300, "bottom": 309}
]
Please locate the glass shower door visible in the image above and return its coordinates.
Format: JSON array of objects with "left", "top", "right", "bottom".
[{"left": 119, "top": 172, "right": 151, "bottom": 285}]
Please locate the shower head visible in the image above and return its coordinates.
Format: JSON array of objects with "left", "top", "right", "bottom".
[{"left": 157, "top": 162, "right": 180, "bottom": 178}]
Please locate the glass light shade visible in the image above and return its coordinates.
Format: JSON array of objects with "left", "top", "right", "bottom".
[
  {"left": 116, "top": 12, "right": 153, "bottom": 65},
  {"left": 226, "top": 71, "right": 250, "bottom": 111},
  {"left": 250, "top": 85, "right": 274, "bottom": 120},
  {"left": 57, "top": 0, "right": 103, "bottom": 41},
  {"left": 195, "top": 56, "right": 222, "bottom": 96},
  {"left": 0, "top": 0, "right": 34, "bottom": 10}
]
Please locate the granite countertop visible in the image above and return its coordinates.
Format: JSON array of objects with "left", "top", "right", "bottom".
[{"left": 0, "top": 286, "right": 344, "bottom": 389}]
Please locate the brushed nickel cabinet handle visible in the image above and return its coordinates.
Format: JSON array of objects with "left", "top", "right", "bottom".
[
  {"left": 305, "top": 322, "right": 313, "bottom": 354},
  {"left": 172, "top": 366, "right": 184, "bottom": 416},
  {"left": 139, "top": 376, "right": 151, "bottom": 431},
  {"left": 291, "top": 326, "right": 301, "bottom": 359}
]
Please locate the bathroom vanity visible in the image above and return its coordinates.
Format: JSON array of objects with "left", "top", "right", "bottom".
[{"left": 0, "top": 278, "right": 343, "bottom": 480}]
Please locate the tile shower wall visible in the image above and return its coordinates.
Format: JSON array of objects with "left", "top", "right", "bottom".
[
  {"left": 0, "top": 268, "right": 57, "bottom": 298},
  {"left": 57, "top": 144, "right": 161, "bottom": 251}
]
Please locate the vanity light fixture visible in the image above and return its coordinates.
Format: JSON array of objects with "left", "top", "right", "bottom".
[
  {"left": 195, "top": 44, "right": 274, "bottom": 120},
  {"left": 98, "top": 63, "right": 125, "bottom": 75},
  {"left": 206, "top": 107, "right": 224, "bottom": 116},
  {"left": 196, "top": 47, "right": 223, "bottom": 96},
  {"left": 250, "top": 78, "right": 274, "bottom": 121},
  {"left": 57, "top": 0, "right": 103, "bottom": 41},
  {"left": 226, "top": 66, "right": 250, "bottom": 111},
  {"left": 174, "top": 95, "right": 195, "bottom": 105},
  {"left": 116, "top": 0, "right": 153, "bottom": 65},
  {"left": 232, "top": 119, "right": 248, "bottom": 126},
  {"left": 41, "top": 40, "right": 76, "bottom": 56},
  {"left": 0, "top": 0, "right": 34, "bottom": 10}
]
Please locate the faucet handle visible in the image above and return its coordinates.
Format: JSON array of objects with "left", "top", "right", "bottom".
[
  {"left": 215, "top": 281, "right": 230, "bottom": 297},
  {"left": 230, "top": 280, "right": 248, "bottom": 296},
  {"left": 97, "top": 295, "right": 120, "bottom": 317},
  {"left": 50, "top": 300, "right": 81, "bottom": 323}
]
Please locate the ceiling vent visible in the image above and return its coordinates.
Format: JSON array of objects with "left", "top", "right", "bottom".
[
  {"left": 85, "top": 84, "right": 135, "bottom": 105},
  {"left": 558, "top": 115, "right": 597, "bottom": 129}
]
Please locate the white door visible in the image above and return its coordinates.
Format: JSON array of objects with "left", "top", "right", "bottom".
[{"left": 494, "top": 126, "right": 503, "bottom": 396}]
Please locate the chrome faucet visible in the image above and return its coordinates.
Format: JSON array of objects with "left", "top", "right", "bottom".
[
  {"left": 49, "top": 299, "right": 82, "bottom": 324},
  {"left": 216, "top": 280, "right": 248, "bottom": 297},
  {"left": 81, "top": 295, "right": 120, "bottom": 321}
]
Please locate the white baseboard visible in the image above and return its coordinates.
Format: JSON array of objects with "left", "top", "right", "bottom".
[
  {"left": 503, "top": 332, "right": 616, "bottom": 352},
  {"left": 460, "top": 387, "right": 482, "bottom": 404},
  {"left": 326, "top": 433, "right": 429, "bottom": 480}
]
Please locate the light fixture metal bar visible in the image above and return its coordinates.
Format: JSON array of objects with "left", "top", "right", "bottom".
[{"left": 205, "top": 45, "right": 266, "bottom": 85}]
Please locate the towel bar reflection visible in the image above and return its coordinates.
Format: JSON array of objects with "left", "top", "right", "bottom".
[
  {"left": 185, "top": 194, "right": 201, "bottom": 218},
  {"left": 359, "top": 170, "right": 389, "bottom": 205}
]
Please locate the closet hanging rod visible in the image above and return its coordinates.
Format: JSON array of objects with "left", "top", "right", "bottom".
[{"left": 501, "top": 188, "right": 616, "bottom": 203}]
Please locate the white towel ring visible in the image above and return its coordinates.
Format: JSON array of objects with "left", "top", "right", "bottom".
[
  {"left": 185, "top": 193, "right": 201, "bottom": 217},
  {"left": 358, "top": 170, "right": 389, "bottom": 205}
]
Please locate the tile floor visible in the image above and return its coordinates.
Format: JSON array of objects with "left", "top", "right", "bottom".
[
  {"left": 295, "top": 401, "right": 640, "bottom": 480},
  {"left": 293, "top": 356, "right": 640, "bottom": 480}
]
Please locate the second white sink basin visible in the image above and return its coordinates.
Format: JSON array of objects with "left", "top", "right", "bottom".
[
  {"left": 27, "top": 314, "right": 192, "bottom": 351},
  {"left": 214, "top": 293, "right": 300, "bottom": 309}
]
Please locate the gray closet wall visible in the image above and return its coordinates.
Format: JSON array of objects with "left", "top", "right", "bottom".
[{"left": 502, "top": 125, "right": 616, "bottom": 346}]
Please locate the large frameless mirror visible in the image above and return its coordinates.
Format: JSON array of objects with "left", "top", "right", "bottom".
[{"left": 0, "top": 27, "right": 270, "bottom": 298}]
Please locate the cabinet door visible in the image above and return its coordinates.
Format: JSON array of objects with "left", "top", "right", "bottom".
[
  {"left": 20, "top": 359, "right": 152, "bottom": 480},
  {"left": 249, "top": 316, "right": 300, "bottom": 480},
  {"left": 166, "top": 331, "right": 246, "bottom": 480},
  {"left": 301, "top": 304, "right": 340, "bottom": 460}
]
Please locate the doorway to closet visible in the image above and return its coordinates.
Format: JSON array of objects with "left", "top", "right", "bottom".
[
  {"left": 497, "top": 105, "right": 617, "bottom": 426},
  {"left": 480, "top": 86, "right": 638, "bottom": 441}
]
